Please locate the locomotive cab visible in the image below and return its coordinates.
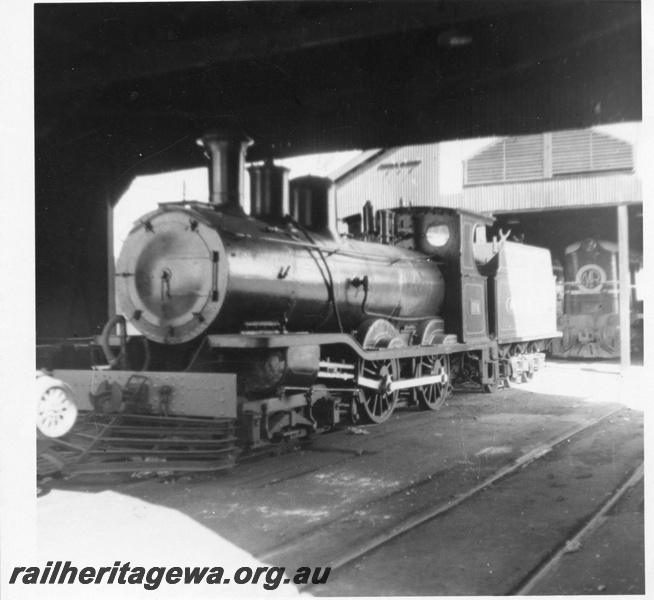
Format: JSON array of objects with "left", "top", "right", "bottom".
[{"left": 393, "top": 207, "right": 493, "bottom": 345}]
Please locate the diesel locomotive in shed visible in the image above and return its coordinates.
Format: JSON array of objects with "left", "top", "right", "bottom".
[
  {"left": 37, "top": 131, "right": 560, "bottom": 474},
  {"left": 552, "top": 238, "right": 643, "bottom": 359}
]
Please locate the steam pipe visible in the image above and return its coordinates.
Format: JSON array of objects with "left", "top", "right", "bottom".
[{"left": 362, "top": 200, "right": 375, "bottom": 235}]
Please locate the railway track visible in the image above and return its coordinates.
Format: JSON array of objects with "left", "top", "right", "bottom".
[
  {"left": 511, "top": 462, "right": 644, "bottom": 595},
  {"left": 251, "top": 406, "right": 642, "bottom": 595},
  {"left": 41, "top": 368, "right": 643, "bottom": 596}
]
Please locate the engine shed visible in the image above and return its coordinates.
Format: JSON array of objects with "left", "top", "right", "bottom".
[
  {"left": 3, "top": 3, "right": 646, "bottom": 596},
  {"left": 334, "top": 127, "right": 643, "bottom": 364},
  {"left": 23, "top": 1, "right": 641, "bottom": 353}
]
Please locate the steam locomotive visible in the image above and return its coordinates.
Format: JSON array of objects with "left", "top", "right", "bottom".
[
  {"left": 552, "top": 238, "right": 643, "bottom": 359},
  {"left": 38, "top": 131, "right": 560, "bottom": 473}
]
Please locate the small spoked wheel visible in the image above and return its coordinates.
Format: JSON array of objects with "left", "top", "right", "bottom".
[
  {"left": 415, "top": 355, "right": 449, "bottom": 410},
  {"left": 37, "top": 385, "right": 78, "bottom": 438},
  {"left": 357, "top": 359, "right": 399, "bottom": 424}
]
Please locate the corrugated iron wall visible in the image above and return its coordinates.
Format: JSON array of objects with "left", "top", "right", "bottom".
[
  {"left": 339, "top": 172, "right": 641, "bottom": 222},
  {"left": 336, "top": 145, "right": 439, "bottom": 219},
  {"left": 336, "top": 130, "right": 640, "bottom": 222},
  {"left": 462, "top": 173, "right": 641, "bottom": 214}
]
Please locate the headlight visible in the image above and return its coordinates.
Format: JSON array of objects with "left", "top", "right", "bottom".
[{"left": 425, "top": 224, "right": 450, "bottom": 247}]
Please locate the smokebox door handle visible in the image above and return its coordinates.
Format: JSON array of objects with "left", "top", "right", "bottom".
[{"left": 211, "top": 251, "right": 219, "bottom": 301}]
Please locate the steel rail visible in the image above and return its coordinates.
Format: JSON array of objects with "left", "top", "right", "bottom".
[
  {"left": 511, "top": 461, "right": 644, "bottom": 596},
  {"left": 279, "top": 406, "right": 623, "bottom": 587}
]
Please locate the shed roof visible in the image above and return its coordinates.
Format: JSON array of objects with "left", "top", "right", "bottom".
[{"left": 329, "top": 149, "right": 385, "bottom": 182}]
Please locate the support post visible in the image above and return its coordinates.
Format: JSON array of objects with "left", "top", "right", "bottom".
[
  {"left": 107, "top": 197, "right": 116, "bottom": 318},
  {"left": 617, "top": 204, "right": 630, "bottom": 370}
]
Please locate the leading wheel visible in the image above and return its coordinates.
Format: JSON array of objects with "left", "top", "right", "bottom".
[
  {"left": 357, "top": 358, "right": 399, "bottom": 424},
  {"left": 414, "top": 355, "right": 449, "bottom": 411}
]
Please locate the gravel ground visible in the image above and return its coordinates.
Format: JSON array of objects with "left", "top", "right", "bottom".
[{"left": 27, "top": 361, "right": 645, "bottom": 598}]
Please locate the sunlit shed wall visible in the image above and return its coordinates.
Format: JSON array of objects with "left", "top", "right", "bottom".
[{"left": 334, "top": 128, "right": 640, "bottom": 222}]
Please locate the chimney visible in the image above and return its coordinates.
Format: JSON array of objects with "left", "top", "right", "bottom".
[{"left": 200, "top": 130, "right": 252, "bottom": 211}]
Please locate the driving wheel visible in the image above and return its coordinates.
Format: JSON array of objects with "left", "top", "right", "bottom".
[
  {"left": 414, "top": 354, "right": 450, "bottom": 410},
  {"left": 357, "top": 358, "right": 400, "bottom": 424}
]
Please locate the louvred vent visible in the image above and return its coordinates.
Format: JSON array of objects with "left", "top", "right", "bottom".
[{"left": 465, "top": 129, "right": 633, "bottom": 186}]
